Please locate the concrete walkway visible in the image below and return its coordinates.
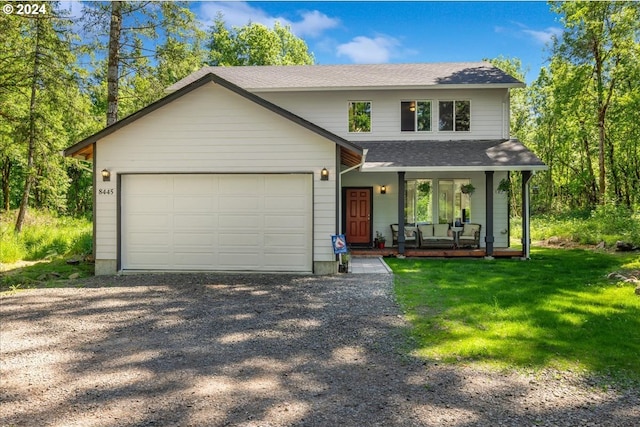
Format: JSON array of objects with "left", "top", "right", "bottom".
[{"left": 349, "top": 256, "right": 393, "bottom": 274}]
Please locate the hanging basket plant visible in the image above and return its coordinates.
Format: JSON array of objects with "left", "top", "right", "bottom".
[
  {"left": 460, "top": 183, "right": 475, "bottom": 195},
  {"left": 496, "top": 178, "right": 511, "bottom": 196}
]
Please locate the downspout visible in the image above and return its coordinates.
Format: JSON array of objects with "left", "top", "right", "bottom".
[{"left": 521, "top": 170, "right": 533, "bottom": 260}]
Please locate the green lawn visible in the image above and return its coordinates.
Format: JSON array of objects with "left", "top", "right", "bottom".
[{"left": 387, "top": 248, "right": 640, "bottom": 383}]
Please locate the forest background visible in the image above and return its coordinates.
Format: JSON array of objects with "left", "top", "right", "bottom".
[{"left": 1, "top": 1, "right": 638, "bottom": 245}]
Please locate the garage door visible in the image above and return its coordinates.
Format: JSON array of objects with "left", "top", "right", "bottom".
[{"left": 121, "top": 174, "right": 312, "bottom": 272}]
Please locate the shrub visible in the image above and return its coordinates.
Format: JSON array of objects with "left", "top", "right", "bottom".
[{"left": 513, "top": 204, "right": 640, "bottom": 247}]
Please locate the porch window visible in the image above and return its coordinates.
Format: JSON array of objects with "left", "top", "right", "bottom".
[
  {"left": 438, "top": 179, "right": 472, "bottom": 224},
  {"left": 405, "top": 179, "right": 433, "bottom": 224},
  {"left": 348, "top": 101, "right": 371, "bottom": 133},
  {"left": 401, "top": 101, "right": 431, "bottom": 132},
  {"left": 405, "top": 179, "right": 472, "bottom": 225},
  {"left": 438, "top": 100, "right": 470, "bottom": 132}
]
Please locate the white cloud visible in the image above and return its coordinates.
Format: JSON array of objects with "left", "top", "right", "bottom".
[
  {"left": 290, "top": 10, "right": 340, "bottom": 38},
  {"left": 199, "top": 1, "right": 274, "bottom": 27},
  {"left": 500, "top": 21, "right": 563, "bottom": 45},
  {"left": 336, "top": 35, "right": 400, "bottom": 64},
  {"left": 522, "top": 27, "right": 563, "bottom": 44},
  {"left": 198, "top": 1, "right": 338, "bottom": 38}
]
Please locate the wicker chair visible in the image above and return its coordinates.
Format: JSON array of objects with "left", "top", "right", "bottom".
[
  {"left": 458, "top": 223, "right": 481, "bottom": 248},
  {"left": 390, "top": 224, "right": 418, "bottom": 248}
]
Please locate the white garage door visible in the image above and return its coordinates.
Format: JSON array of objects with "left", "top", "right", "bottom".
[{"left": 121, "top": 174, "right": 312, "bottom": 272}]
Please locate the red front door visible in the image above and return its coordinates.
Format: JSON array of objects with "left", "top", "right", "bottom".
[{"left": 345, "top": 188, "right": 372, "bottom": 244}]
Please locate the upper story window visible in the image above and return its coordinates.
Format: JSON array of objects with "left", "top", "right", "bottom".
[
  {"left": 348, "top": 101, "right": 371, "bottom": 133},
  {"left": 401, "top": 101, "right": 431, "bottom": 132},
  {"left": 438, "top": 100, "right": 470, "bottom": 132}
]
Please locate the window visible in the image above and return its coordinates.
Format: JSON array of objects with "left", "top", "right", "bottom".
[
  {"left": 438, "top": 100, "right": 470, "bottom": 131},
  {"left": 348, "top": 101, "right": 371, "bottom": 132},
  {"left": 401, "top": 101, "right": 431, "bottom": 132},
  {"left": 406, "top": 179, "right": 472, "bottom": 225},
  {"left": 405, "top": 179, "right": 433, "bottom": 224},
  {"left": 438, "top": 179, "right": 472, "bottom": 224}
]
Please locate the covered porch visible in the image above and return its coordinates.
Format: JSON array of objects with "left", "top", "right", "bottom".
[{"left": 339, "top": 139, "right": 547, "bottom": 259}]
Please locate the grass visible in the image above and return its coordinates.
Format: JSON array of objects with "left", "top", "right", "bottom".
[
  {"left": 387, "top": 248, "right": 640, "bottom": 384},
  {"left": 1, "top": 210, "right": 93, "bottom": 290},
  {"left": 0, "top": 210, "right": 92, "bottom": 263}
]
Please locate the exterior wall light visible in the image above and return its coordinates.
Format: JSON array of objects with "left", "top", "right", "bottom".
[
  {"left": 320, "top": 167, "right": 329, "bottom": 181},
  {"left": 380, "top": 185, "right": 387, "bottom": 194},
  {"left": 101, "top": 169, "right": 111, "bottom": 182}
]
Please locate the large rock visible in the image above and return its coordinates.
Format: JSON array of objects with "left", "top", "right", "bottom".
[{"left": 616, "top": 241, "right": 634, "bottom": 251}]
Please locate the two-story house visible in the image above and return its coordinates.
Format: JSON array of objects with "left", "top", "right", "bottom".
[{"left": 64, "top": 63, "right": 546, "bottom": 275}]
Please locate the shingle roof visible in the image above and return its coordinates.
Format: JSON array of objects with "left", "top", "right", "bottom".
[
  {"left": 167, "top": 62, "right": 524, "bottom": 92},
  {"left": 360, "top": 139, "right": 546, "bottom": 171}
]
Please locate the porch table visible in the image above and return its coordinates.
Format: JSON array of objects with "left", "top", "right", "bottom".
[{"left": 451, "top": 226, "right": 464, "bottom": 248}]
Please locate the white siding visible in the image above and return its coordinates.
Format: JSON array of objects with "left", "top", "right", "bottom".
[
  {"left": 95, "top": 82, "right": 337, "bottom": 268},
  {"left": 260, "top": 88, "right": 509, "bottom": 142}
]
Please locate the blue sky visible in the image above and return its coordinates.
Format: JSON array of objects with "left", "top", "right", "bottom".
[
  {"left": 60, "top": 1, "right": 563, "bottom": 83},
  {"left": 193, "top": 1, "right": 563, "bottom": 82}
]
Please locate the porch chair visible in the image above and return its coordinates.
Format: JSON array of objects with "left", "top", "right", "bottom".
[
  {"left": 390, "top": 224, "right": 418, "bottom": 248},
  {"left": 457, "top": 223, "right": 481, "bottom": 248}
]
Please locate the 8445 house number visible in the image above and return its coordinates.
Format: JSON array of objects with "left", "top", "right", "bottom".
[{"left": 98, "top": 188, "right": 114, "bottom": 195}]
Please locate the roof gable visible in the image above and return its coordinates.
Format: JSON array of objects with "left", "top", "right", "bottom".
[{"left": 64, "top": 72, "right": 363, "bottom": 161}]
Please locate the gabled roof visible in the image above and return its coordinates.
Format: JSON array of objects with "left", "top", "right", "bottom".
[
  {"left": 167, "top": 62, "right": 525, "bottom": 93},
  {"left": 359, "top": 139, "right": 547, "bottom": 172},
  {"left": 64, "top": 72, "right": 364, "bottom": 163}
]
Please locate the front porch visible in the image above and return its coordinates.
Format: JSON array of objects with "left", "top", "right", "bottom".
[{"left": 349, "top": 246, "right": 523, "bottom": 258}]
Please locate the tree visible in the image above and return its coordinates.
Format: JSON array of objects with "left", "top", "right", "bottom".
[
  {"left": 208, "top": 16, "right": 314, "bottom": 66},
  {"left": 7, "top": 5, "right": 82, "bottom": 231},
  {"left": 550, "top": 1, "right": 640, "bottom": 204},
  {"left": 84, "top": 1, "right": 205, "bottom": 123}
]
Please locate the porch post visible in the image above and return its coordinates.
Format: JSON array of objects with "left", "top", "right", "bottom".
[
  {"left": 521, "top": 170, "right": 532, "bottom": 259},
  {"left": 484, "top": 171, "right": 495, "bottom": 257},
  {"left": 397, "top": 171, "right": 406, "bottom": 255}
]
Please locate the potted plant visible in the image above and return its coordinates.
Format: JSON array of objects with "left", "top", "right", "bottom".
[
  {"left": 375, "top": 231, "right": 386, "bottom": 249},
  {"left": 460, "top": 183, "right": 475, "bottom": 195}
]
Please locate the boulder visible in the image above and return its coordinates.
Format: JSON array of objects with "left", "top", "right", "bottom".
[{"left": 615, "top": 241, "right": 635, "bottom": 252}]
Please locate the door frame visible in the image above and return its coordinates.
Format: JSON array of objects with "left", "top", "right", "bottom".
[{"left": 341, "top": 186, "right": 373, "bottom": 246}]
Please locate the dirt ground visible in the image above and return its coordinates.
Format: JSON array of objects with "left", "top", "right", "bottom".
[{"left": 1, "top": 272, "right": 638, "bottom": 426}]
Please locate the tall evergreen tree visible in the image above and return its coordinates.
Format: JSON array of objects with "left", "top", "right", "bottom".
[{"left": 4, "top": 4, "right": 84, "bottom": 231}]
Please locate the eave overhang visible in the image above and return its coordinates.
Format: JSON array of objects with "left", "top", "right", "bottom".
[{"left": 248, "top": 83, "right": 526, "bottom": 93}]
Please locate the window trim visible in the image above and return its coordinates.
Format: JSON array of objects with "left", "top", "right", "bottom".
[{"left": 438, "top": 100, "right": 471, "bottom": 132}]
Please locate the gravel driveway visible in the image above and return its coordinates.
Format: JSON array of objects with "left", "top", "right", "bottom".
[{"left": 1, "top": 272, "right": 638, "bottom": 426}]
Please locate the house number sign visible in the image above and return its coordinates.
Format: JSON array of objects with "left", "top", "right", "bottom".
[{"left": 98, "top": 188, "right": 114, "bottom": 196}]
